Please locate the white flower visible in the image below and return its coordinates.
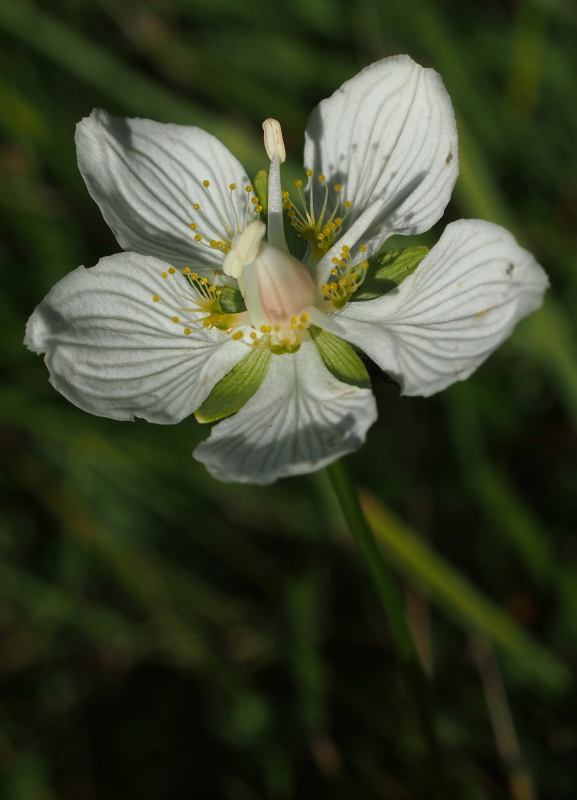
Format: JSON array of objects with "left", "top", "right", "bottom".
[{"left": 25, "top": 55, "right": 548, "bottom": 485}]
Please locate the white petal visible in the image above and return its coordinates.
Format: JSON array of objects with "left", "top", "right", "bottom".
[
  {"left": 336, "top": 220, "right": 549, "bottom": 396},
  {"left": 25, "top": 252, "right": 247, "bottom": 423},
  {"left": 305, "top": 56, "right": 459, "bottom": 278},
  {"left": 194, "top": 340, "right": 377, "bottom": 484},
  {"left": 76, "top": 110, "right": 254, "bottom": 270}
]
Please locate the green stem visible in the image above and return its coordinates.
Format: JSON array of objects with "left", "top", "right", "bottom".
[{"left": 325, "top": 460, "right": 445, "bottom": 785}]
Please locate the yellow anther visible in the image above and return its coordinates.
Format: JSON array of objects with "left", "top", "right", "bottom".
[
  {"left": 342, "top": 245, "right": 350, "bottom": 253},
  {"left": 322, "top": 284, "right": 330, "bottom": 292},
  {"left": 288, "top": 209, "right": 296, "bottom": 218},
  {"left": 168, "top": 267, "right": 176, "bottom": 274},
  {"left": 300, "top": 313, "right": 309, "bottom": 322},
  {"left": 255, "top": 205, "right": 263, "bottom": 213},
  {"left": 182, "top": 267, "right": 191, "bottom": 275},
  {"left": 295, "top": 179, "right": 303, "bottom": 188},
  {"left": 194, "top": 234, "right": 202, "bottom": 242},
  {"left": 331, "top": 269, "right": 338, "bottom": 276},
  {"left": 200, "top": 277, "right": 207, "bottom": 285},
  {"left": 152, "top": 295, "right": 160, "bottom": 302},
  {"left": 317, "top": 233, "right": 325, "bottom": 241},
  {"left": 191, "top": 273, "right": 198, "bottom": 280},
  {"left": 250, "top": 331, "right": 258, "bottom": 340},
  {"left": 161, "top": 272, "right": 168, "bottom": 279},
  {"left": 193, "top": 203, "right": 200, "bottom": 210},
  {"left": 209, "top": 285, "right": 216, "bottom": 292},
  {"left": 334, "top": 184, "right": 342, "bottom": 192},
  {"left": 318, "top": 174, "right": 326, "bottom": 182},
  {"left": 184, "top": 328, "right": 192, "bottom": 335},
  {"left": 334, "top": 218, "right": 342, "bottom": 225},
  {"left": 232, "top": 331, "right": 243, "bottom": 340},
  {"left": 251, "top": 196, "right": 259, "bottom": 204},
  {"left": 344, "top": 201, "right": 352, "bottom": 208},
  {"left": 229, "top": 183, "right": 237, "bottom": 190},
  {"left": 291, "top": 316, "right": 298, "bottom": 324},
  {"left": 290, "top": 323, "right": 297, "bottom": 330},
  {"left": 172, "top": 316, "right": 180, "bottom": 323},
  {"left": 210, "top": 240, "right": 218, "bottom": 247},
  {"left": 245, "top": 185, "right": 253, "bottom": 192},
  {"left": 273, "top": 324, "right": 280, "bottom": 332},
  {"left": 359, "top": 245, "right": 367, "bottom": 252},
  {"left": 332, "top": 258, "right": 339, "bottom": 264},
  {"left": 322, "top": 228, "right": 331, "bottom": 236},
  {"left": 361, "top": 260, "right": 369, "bottom": 270},
  {"left": 203, "top": 180, "right": 210, "bottom": 187},
  {"left": 282, "top": 191, "right": 290, "bottom": 199},
  {"left": 189, "top": 222, "right": 197, "bottom": 230},
  {"left": 306, "top": 169, "right": 313, "bottom": 177}
]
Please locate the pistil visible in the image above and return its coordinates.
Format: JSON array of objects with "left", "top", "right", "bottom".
[{"left": 262, "top": 118, "right": 289, "bottom": 253}]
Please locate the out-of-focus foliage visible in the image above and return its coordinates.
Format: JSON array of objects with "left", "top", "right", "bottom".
[{"left": 1, "top": 0, "right": 576, "bottom": 797}]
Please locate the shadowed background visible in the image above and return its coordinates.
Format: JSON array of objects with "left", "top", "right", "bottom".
[{"left": 1, "top": 0, "right": 577, "bottom": 797}]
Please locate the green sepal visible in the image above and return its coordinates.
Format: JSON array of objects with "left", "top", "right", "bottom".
[
  {"left": 353, "top": 246, "right": 429, "bottom": 301},
  {"left": 253, "top": 170, "right": 269, "bottom": 216},
  {"left": 194, "top": 348, "right": 271, "bottom": 424},
  {"left": 309, "top": 327, "right": 371, "bottom": 389},
  {"left": 218, "top": 285, "right": 246, "bottom": 314}
]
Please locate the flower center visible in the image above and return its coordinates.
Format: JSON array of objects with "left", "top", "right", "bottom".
[{"left": 223, "top": 220, "right": 319, "bottom": 354}]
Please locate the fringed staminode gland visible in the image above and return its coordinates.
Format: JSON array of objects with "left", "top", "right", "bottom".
[
  {"left": 187, "top": 180, "right": 263, "bottom": 253},
  {"left": 321, "top": 245, "right": 369, "bottom": 310},
  {"left": 283, "top": 170, "right": 353, "bottom": 258},
  {"left": 152, "top": 266, "right": 249, "bottom": 335}
]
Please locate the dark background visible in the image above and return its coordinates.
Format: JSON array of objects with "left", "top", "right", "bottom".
[{"left": 1, "top": 0, "right": 577, "bottom": 797}]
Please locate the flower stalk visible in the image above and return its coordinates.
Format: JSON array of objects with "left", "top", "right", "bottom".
[{"left": 326, "top": 459, "right": 447, "bottom": 788}]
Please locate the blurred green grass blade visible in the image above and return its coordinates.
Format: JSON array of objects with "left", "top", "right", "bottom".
[
  {"left": 445, "top": 382, "right": 556, "bottom": 582},
  {"left": 511, "top": 298, "right": 577, "bottom": 432},
  {"left": 360, "top": 494, "right": 570, "bottom": 693},
  {"left": 0, "top": 563, "right": 146, "bottom": 649},
  {"left": 504, "top": 0, "right": 549, "bottom": 117},
  {"left": 453, "top": 122, "right": 517, "bottom": 227},
  {"left": 0, "top": 0, "right": 261, "bottom": 168},
  {"left": 0, "top": 72, "right": 49, "bottom": 142},
  {"left": 286, "top": 569, "right": 328, "bottom": 733}
]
